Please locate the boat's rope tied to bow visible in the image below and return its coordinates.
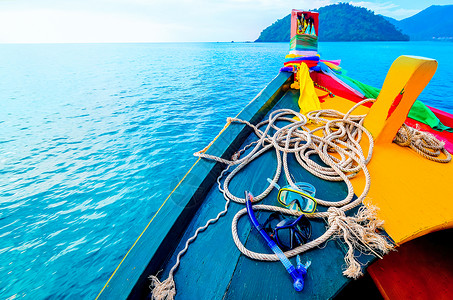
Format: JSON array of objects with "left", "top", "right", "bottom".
[
  {"left": 149, "top": 98, "right": 450, "bottom": 299},
  {"left": 394, "top": 123, "right": 451, "bottom": 163}
]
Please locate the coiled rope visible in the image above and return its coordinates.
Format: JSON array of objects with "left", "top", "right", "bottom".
[
  {"left": 197, "top": 100, "right": 395, "bottom": 278},
  {"left": 150, "top": 98, "right": 450, "bottom": 299},
  {"left": 394, "top": 123, "right": 451, "bottom": 163}
]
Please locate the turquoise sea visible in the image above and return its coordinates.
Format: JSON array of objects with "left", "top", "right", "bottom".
[{"left": 1, "top": 41, "right": 452, "bottom": 299}]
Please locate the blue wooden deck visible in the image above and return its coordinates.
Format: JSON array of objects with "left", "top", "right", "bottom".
[
  {"left": 159, "top": 89, "right": 375, "bottom": 299},
  {"left": 97, "top": 72, "right": 376, "bottom": 299},
  {"left": 97, "top": 72, "right": 293, "bottom": 299}
]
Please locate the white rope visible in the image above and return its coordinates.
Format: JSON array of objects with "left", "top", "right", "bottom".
[
  {"left": 149, "top": 166, "right": 233, "bottom": 300},
  {"left": 394, "top": 123, "right": 451, "bottom": 163},
  {"left": 149, "top": 94, "right": 452, "bottom": 299},
  {"left": 220, "top": 101, "right": 394, "bottom": 268},
  {"left": 149, "top": 99, "right": 396, "bottom": 299},
  {"left": 197, "top": 99, "right": 395, "bottom": 274}
]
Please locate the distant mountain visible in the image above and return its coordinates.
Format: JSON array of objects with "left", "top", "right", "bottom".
[
  {"left": 382, "top": 16, "right": 399, "bottom": 27},
  {"left": 255, "top": 3, "right": 409, "bottom": 42},
  {"left": 391, "top": 5, "right": 453, "bottom": 40}
]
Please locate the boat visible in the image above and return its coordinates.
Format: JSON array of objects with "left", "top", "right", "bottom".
[{"left": 96, "top": 10, "right": 453, "bottom": 299}]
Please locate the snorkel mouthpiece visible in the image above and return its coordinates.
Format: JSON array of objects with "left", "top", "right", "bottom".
[
  {"left": 293, "top": 278, "right": 304, "bottom": 292},
  {"left": 245, "top": 191, "right": 308, "bottom": 292},
  {"left": 292, "top": 259, "right": 308, "bottom": 291}
]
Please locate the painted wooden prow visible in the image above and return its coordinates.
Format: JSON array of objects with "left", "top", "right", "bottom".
[
  {"left": 364, "top": 55, "right": 437, "bottom": 144},
  {"left": 352, "top": 55, "right": 453, "bottom": 245}
]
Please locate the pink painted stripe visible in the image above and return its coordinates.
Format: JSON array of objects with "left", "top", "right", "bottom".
[{"left": 427, "top": 105, "right": 453, "bottom": 128}]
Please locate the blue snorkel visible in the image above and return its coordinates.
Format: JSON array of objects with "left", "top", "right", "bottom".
[{"left": 245, "top": 191, "right": 309, "bottom": 292}]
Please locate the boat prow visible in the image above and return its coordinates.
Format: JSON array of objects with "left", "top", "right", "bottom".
[{"left": 97, "top": 10, "right": 453, "bottom": 300}]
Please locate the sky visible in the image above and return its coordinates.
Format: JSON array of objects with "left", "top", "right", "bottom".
[{"left": 0, "top": 0, "right": 451, "bottom": 43}]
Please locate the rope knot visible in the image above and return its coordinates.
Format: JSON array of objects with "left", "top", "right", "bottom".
[
  {"left": 327, "top": 207, "right": 346, "bottom": 226},
  {"left": 149, "top": 274, "right": 176, "bottom": 300}
]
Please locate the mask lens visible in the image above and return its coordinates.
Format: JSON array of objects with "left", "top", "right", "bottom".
[
  {"left": 288, "top": 201, "right": 299, "bottom": 211},
  {"left": 298, "top": 194, "right": 315, "bottom": 213},
  {"left": 279, "top": 189, "right": 316, "bottom": 213},
  {"left": 294, "top": 183, "right": 316, "bottom": 197},
  {"left": 278, "top": 190, "right": 289, "bottom": 205},
  {"left": 275, "top": 227, "right": 292, "bottom": 250},
  {"left": 274, "top": 215, "right": 312, "bottom": 251}
]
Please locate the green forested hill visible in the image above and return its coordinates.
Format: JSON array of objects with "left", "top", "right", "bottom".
[{"left": 255, "top": 3, "right": 409, "bottom": 42}]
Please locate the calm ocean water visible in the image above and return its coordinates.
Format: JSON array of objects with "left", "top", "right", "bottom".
[{"left": 1, "top": 41, "right": 452, "bottom": 299}]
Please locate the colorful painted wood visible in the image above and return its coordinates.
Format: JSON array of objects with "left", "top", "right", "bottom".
[
  {"left": 363, "top": 56, "right": 437, "bottom": 144},
  {"left": 406, "top": 107, "right": 453, "bottom": 154},
  {"left": 97, "top": 54, "right": 453, "bottom": 299},
  {"left": 350, "top": 56, "right": 453, "bottom": 245},
  {"left": 315, "top": 55, "right": 453, "bottom": 245}
]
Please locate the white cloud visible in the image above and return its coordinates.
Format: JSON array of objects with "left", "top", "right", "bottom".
[
  {"left": 0, "top": 0, "right": 340, "bottom": 43},
  {"left": 384, "top": 8, "right": 421, "bottom": 19},
  {"left": 1, "top": 0, "right": 426, "bottom": 42},
  {"left": 0, "top": 9, "right": 179, "bottom": 43},
  {"left": 348, "top": 1, "right": 420, "bottom": 20}
]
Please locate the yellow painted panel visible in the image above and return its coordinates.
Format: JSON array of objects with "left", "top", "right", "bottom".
[
  {"left": 318, "top": 92, "right": 370, "bottom": 115},
  {"left": 351, "top": 143, "right": 453, "bottom": 245},
  {"left": 364, "top": 56, "right": 437, "bottom": 144},
  {"left": 316, "top": 56, "right": 452, "bottom": 245}
]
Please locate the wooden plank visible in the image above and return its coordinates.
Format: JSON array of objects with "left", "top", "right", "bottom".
[
  {"left": 368, "top": 229, "right": 453, "bottom": 300},
  {"left": 96, "top": 72, "right": 292, "bottom": 300},
  {"left": 160, "top": 90, "right": 376, "bottom": 299}
]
